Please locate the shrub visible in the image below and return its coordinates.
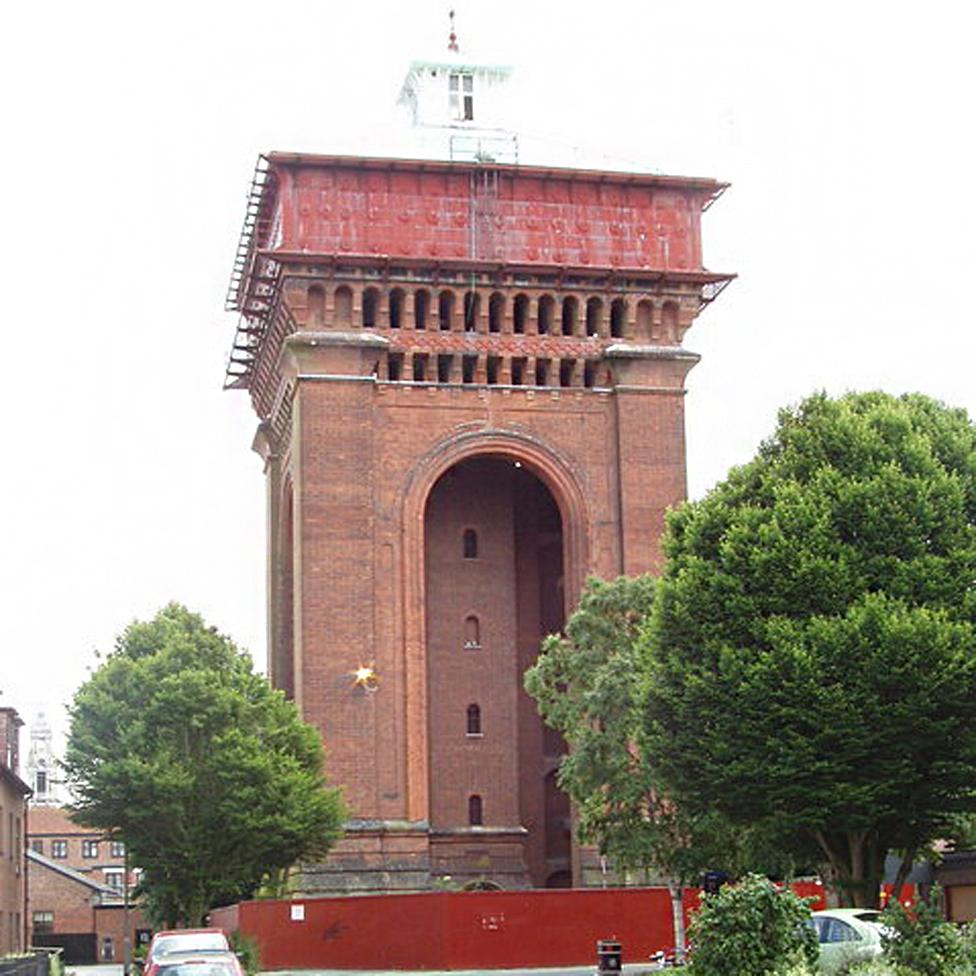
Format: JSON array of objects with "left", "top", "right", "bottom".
[
  {"left": 686, "top": 874, "right": 818, "bottom": 976},
  {"left": 229, "top": 932, "right": 261, "bottom": 976},
  {"left": 881, "top": 891, "right": 965, "bottom": 976}
]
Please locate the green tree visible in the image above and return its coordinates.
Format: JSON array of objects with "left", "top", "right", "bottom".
[
  {"left": 645, "top": 391, "right": 976, "bottom": 907},
  {"left": 525, "top": 575, "right": 788, "bottom": 957},
  {"left": 64, "top": 603, "right": 346, "bottom": 926}
]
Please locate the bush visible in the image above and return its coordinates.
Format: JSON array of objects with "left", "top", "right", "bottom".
[
  {"left": 686, "top": 874, "right": 818, "bottom": 976},
  {"left": 229, "top": 932, "right": 261, "bottom": 976},
  {"left": 881, "top": 892, "right": 966, "bottom": 976}
]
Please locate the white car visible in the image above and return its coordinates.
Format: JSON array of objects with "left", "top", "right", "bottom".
[{"left": 810, "top": 908, "right": 886, "bottom": 973}]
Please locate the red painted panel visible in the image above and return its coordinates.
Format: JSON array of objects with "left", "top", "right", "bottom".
[{"left": 275, "top": 164, "right": 704, "bottom": 271}]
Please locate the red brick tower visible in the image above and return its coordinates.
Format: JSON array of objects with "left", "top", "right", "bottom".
[{"left": 225, "top": 149, "right": 731, "bottom": 892}]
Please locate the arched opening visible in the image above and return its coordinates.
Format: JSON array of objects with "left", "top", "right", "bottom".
[
  {"left": 389, "top": 287, "right": 405, "bottom": 329},
  {"left": 464, "top": 615, "right": 481, "bottom": 649},
  {"left": 586, "top": 297, "right": 602, "bottom": 336},
  {"left": 537, "top": 295, "right": 554, "bottom": 335},
  {"left": 463, "top": 291, "right": 480, "bottom": 332},
  {"left": 414, "top": 289, "right": 430, "bottom": 329},
  {"left": 362, "top": 287, "right": 380, "bottom": 327},
  {"left": 636, "top": 299, "right": 653, "bottom": 340},
  {"left": 513, "top": 294, "right": 529, "bottom": 334},
  {"left": 334, "top": 285, "right": 353, "bottom": 327},
  {"left": 468, "top": 795, "right": 483, "bottom": 826},
  {"left": 425, "top": 455, "right": 566, "bottom": 887},
  {"left": 466, "top": 703, "right": 482, "bottom": 735},
  {"left": 561, "top": 296, "right": 578, "bottom": 336},
  {"left": 610, "top": 298, "right": 626, "bottom": 338},
  {"left": 489, "top": 292, "right": 505, "bottom": 333},
  {"left": 662, "top": 300, "right": 680, "bottom": 341},
  {"left": 438, "top": 290, "right": 454, "bottom": 331},
  {"left": 307, "top": 284, "right": 325, "bottom": 328}
]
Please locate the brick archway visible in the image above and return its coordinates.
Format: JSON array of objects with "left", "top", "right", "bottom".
[{"left": 399, "top": 429, "right": 591, "bottom": 826}]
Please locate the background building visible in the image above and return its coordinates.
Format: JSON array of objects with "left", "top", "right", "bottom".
[
  {"left": 0, "top": 705, "right": 30, "bottom": 954},
  {"left": 226, "top": 37, "right": 731, "bottom": 893}
]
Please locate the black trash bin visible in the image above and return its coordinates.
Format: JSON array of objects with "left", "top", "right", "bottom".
[{"left": 597, "top": 939, "right": 622, "bottom": 974}]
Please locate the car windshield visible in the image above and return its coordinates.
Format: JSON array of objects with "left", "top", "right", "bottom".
[
  {"left": 157, "top": 963, "right": 236, "bottom": 976},
  {"left": 153, "top": 936, "right": 228, "bottom": 956}
]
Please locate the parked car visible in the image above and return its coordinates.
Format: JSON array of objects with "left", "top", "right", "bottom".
[
  {"left": 810, "top": 908, "right": 886, "bottom": 973},
  {"left": 151, "top": 951, "right": 244, "bottom": 976},
  {"left": 141, "top": 930, "right": 232, "bottom": 976}
]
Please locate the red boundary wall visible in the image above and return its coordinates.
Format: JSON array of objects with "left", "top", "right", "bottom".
[{"left": 210, "top": 882, "right": 845, "bottom": 971}]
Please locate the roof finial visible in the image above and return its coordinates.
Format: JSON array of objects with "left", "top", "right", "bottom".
[{"left": 448, "top": 9, "right": 459, "bottom": 53}]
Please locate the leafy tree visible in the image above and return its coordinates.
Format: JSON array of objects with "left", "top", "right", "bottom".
[
  {"left": 64, "top": 603, "right": 346, "bottom": 926},
  {"left": 525, "top": 575, "right": 792, "bottom": 957},
  {"left": 645, "top": 392, "right": 976, "bottom": 907},
  {"left": 685, "top": 873, "right": 818, "bottom": 976}
]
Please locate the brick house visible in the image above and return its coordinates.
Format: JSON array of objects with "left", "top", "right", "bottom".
[
  {"left": 0, "top": 706, "right": 30, "bottom": 954},
  {"left": 26, "top": 806, "right": 143, "bottom": 958},
  {"left": 27, "top": 849, "right": 146, "bottom": 964}
]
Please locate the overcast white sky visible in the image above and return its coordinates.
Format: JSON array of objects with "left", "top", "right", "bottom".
[{"left": 2, "top": 0, "right": 974, "bottom": 752}]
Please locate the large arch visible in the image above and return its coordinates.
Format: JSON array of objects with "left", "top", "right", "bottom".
[{"left": 398, "top": 429, "right": 591, "bottom": 832}]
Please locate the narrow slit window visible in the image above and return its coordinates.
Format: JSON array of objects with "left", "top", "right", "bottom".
[
  {"left": 412, "top": 353, "right": 428, "bottom": 382},
  {"left": 464, "top": 614, "right": 480, "bottom": 648},
  {"left": 362, "top": 288, "right": 379, "bottom": 328},
  {"left": 389, "top": 288, "right": 404, "bottom": 329},
  {"left": 511, "top": 357, "right": 525, "bottom": 386},
  {"left": 586, "top": 297, "right": 602, "bottom": 336},
  {"left": 466, "top": 704, "right": 482, "bottom": 735},
  {"left": 489, "top": 293, "right": 504, "bottom": 333},
  {"left": 559, "top": 359, "right": 575, "bottom": 387},
  {"left": 462, "top": 354, "right": 477, "bottom": 384},
  {"left": 463, "top": 529, "right": 478, "bottom": 559},
  {"left": 414, "top": 289, "right": 429, "bottom": 329},
  {"left": 439, "top": 291, "right": 454, "bottom": 331},
  {"left": 562, "top": 297, "right": 578, "bottom": 336},
  {"left": 513, "top": 294, "right": 528, "bottom": 334},
  {"left": 388, "top": 353, "right": 403, "bottom": 382},
  {"left": 438, "top": 354, "right": 453, "bottom": 384},
  {"left": 538, "top": 295, "right": 554, "bottom": 335},
  {"left": 486, "top": 356, "right": 500, "bottom": 385},
  {"left": 610, "top": 299, "right": 626, "bottom": 338},
  {"left": 468, "top": 794, "right": 483, "bottom": 826},
  {"left": 464, "top": 291, "right": 479, "bottom": 332},
  {"left": 583, "top": 360, "right": 596, "bottom": 388},
  {"left": 535, "top": 359, "right": 549, "bottom": 387}
]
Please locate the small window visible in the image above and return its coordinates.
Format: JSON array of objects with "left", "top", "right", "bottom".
[
  {"left": 438, "top": 290, "right": 454, "bottom": 331},
  {"left": 110, "top": 841, "right": 125, "bottom": 858},
  {"left": 463, "top": 529, "right": 478, "bottom": 559},
  {"left": 466, "top": 704, "right": 482, "bottom": 736},
  {"left": 387, "top": 353, "right": 403, "bottom": 381},
  {"left": 468, "top": 794, "right": 483, "bottom": 826},
  {"left": 535, "top": 359, "right": 550, "bottom": 387},
  {"left": 463, "top": 291, "right": 479, "bottom": 332},
  {"left": 437, "top": 354, "right": 453, "bottom": 384},
  {"left": 412, "top": 353, "right": 428, "bottom": 382},
  {"left": 486, "top": 355, "right": 500, "bottom": 385},
  {"left": 464, "top": 615, "right": 481, "bottom": 648},
  {"left": 559, "top": 359, "right": 575, "bottom": 387},
  {"left": 35, "top": 770, "right": 48, "bottom": 794},
  {"left": 334, "top": 285, "right": 353, "bottom": 327},
  {"left": 537, "top": 295, "right": 554, "bottom": 335},
  {"left": 104, "top": 870, "right": 125, "bottom": 892},
  {"left": 586, "top": 297, "right": 602, "bottom": 336},
  {"left": 51, "top": 840, "right": 67, "bottom": 859},
  {"left": 82, "top": 840, "right": 99, "bottom": 858},
  {"left": 488, "top": 292, "right": 504, "bottom": 333},
  {"left": 511, "top": 357, "right": 526, "bottom": 386},
  {"left": 31, "top": 839, "right": 43, "bottom": 854},
  {"left": 449, "top": 72, "right": 475, "bottom": 121},
  {"left": 562, "top": 296, "right": 578, "bottom": 336},
  {"left": 462, "top": 354, "right": 477, "bottom": 384},
  {"left": 32, "top": 911, "right": 54, "bottom": 935}
]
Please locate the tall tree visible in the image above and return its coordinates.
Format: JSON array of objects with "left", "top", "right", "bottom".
[
  {"left": 525, "top": 575, "right": 781, "bottom": 956},
  {"left": 64, "top": 603, "right": 346, "bottom": 926},
  {"left": 644, "top": 391, "right": 976, "bottom": 907}
]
